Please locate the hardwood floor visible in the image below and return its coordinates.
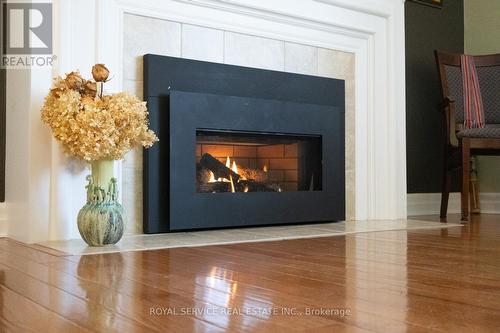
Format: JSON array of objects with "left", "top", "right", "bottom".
[{"left": 0, "top": 215, "right": 499, "bottom": 332}]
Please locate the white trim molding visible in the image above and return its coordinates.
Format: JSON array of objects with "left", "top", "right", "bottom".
[
  {"left": 314, "top": 0, "right": 395, "bottom": 18},
  {"left": 407, "top": 192, "right": 500, "bottom": 216},
  {"left": 480, "top": 193, "right": 500, "bottom": 214},
  {"left": 407, "top": 193, "right": 461, "bottom": 216},
  {"left": 0, "top": 203, "right": 6, "bottom": 237}
]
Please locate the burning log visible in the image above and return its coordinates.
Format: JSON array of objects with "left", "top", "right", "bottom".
[
  {"left": 238, "top": 180, "right": 279, "bottom": 192},
  {"left": 197, "top": 153, "right": 279, "bottom": 193},
  {"left": 238, "top": 167, "right": 268, "bottom": 183},
  {"left": 198, "top": 179, "right": 278, "bottom": 193},
  {"left": 200, "top": 153, "right": 241, "bottom": 182},
  {"left": 198, "top": 182, "right": 232, "bottom": 193}
]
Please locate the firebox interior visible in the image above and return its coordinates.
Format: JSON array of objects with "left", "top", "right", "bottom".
[{"left": 196, "top": 129, "right": 322, "bottom": 193}]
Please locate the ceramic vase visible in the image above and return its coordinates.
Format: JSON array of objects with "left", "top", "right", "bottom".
[{"left": 77, "top": 159, "right": 124, "bottom": 246}]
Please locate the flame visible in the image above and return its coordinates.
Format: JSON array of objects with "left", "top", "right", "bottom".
[
  {"left": 263, "top": 164, "right": 268, "bottom": 173},
  {"left": 209, "top": 157, "right": 243, "bottom": 186},
  {"left": 244, "top": 186, "right": 249, "bottom": 193},
  {"left": 208, "top": 171, "right": 227, "bottom": 183},
  {"left": 224, "top": 157, "right": 239, "bottom": 175},
  {"left": 231, "top": 160, "right": 238, "bottom": 174},
  {"left": 208, "top": 171, "right": 216, "bottom": 183},
  {"left": 230, "top": 158, "right": 246, "bottom": 180}
]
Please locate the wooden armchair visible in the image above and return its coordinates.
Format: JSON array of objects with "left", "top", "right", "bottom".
[{"left": 435, "top": 50, "right": 500, "bottom": 221}]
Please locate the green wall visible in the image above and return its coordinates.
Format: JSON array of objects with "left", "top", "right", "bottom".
[
  {"left": 405, "top": 0, "right": 464, "bottom": 193},
  {"left": 464, "top": 0, "right": 500, "bottom": 192}
]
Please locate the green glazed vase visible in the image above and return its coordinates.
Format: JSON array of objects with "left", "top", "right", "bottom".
[{"left": 77, "top": 159, "right": 124, "bottom": 247}]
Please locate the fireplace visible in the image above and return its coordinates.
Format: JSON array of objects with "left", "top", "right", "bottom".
[{"left": 143, "top": 55, "right": 345, "bottom": 233}]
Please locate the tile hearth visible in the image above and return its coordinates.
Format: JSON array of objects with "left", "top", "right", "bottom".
[{"left": 37, "top": 220, "right": 462, "bottom": 256}]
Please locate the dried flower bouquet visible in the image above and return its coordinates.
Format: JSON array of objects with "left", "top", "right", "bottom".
[
  {"left": 41, "top": 64, "right": 158, "bottom": 246},
  {"left": 41, "top": 64, "right": 158, "bottom": 161}
]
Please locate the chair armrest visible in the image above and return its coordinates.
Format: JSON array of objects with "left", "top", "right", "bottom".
[{"left": 442, "top": 96, "right": 459, "bottom": 147}]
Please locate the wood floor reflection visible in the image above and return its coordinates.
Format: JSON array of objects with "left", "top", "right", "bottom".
[{"left": 0, "top": 215, "right": 499, "bottom": 332}]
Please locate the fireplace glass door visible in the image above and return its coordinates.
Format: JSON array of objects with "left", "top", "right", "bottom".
[{"left": 196, "top": 129, "right": 322, "bottom": 193}]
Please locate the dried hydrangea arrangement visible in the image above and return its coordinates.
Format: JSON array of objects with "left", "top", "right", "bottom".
[
  {"left": 41, "top": 64, "right": 158, "bottom": 161},
  {"left": 41, "top": 64, "right": 158, "bottom": 247}
]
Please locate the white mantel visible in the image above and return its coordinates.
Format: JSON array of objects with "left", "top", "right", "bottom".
[{"left": 4, "top": 0, "right": 406, "bottom": 243}]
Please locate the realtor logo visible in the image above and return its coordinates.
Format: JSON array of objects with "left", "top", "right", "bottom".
[{"left": 1, "top": 1, "right": 54, "bottom": 68}]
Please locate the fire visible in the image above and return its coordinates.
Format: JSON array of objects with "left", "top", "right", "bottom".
[
  {"left": 209, "top": 157, "right": 244, "bottom": 184},
  {"left": 226, "top": 156, "right": 239, "bottom": 175},
  {"left": 208, "top": 171, "right": 216, "bottom": 183},
  {"left": 230, "top": 158, "right": 247, "bottom": 180},
  {"left": 231, "top": 160, "right": 238, "bottom": 174},
  {"left": 208, "top": 171, "right": 228, "bottom": 183},
  {"left": 203, "top": 156, "right": 253, "bottom": 192}
]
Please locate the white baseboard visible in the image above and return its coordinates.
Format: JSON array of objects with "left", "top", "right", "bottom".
[
  {"left": 407, "top": 192, "right": 500, "bottom": 216},
  {"left": 0, "top": 203, "right": 7, "bottom": 237},
  {"left": 479, "top": 193, "right": 500, "bottom": 214}
]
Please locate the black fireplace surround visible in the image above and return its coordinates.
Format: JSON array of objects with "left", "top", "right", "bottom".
[{"left": 143, "top": 54, "right": 345, "bottom": 233}]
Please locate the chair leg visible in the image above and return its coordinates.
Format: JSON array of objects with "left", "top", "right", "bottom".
[
  {"left": 440, "top": 153, "right": 451, "bottom": 218},
  {"left": 461, "top": 139, "right": 470, "bottom": 221}
]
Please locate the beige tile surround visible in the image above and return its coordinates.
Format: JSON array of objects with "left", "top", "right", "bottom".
[{"left": 122, "top": 14, "right": 356, "bottom": 234}]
